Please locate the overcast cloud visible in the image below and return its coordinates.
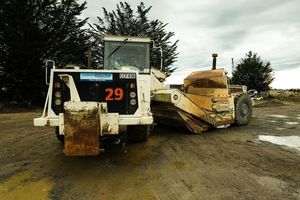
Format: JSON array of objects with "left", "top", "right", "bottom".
[{"left": 80, "top": 0, "right": 300, "bottom": 89}]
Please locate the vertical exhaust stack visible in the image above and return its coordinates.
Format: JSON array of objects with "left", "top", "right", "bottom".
[{"left": 212, "top": 53, "right": 218, "bottom": 70}]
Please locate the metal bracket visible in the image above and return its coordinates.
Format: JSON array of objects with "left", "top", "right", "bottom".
[{"left": 58, "top": 74, "right": 81, "bottom": 102}]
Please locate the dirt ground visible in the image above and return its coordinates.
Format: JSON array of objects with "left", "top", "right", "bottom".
[{"left": 0, "top": 101, "right": 299, "bottom": 200}]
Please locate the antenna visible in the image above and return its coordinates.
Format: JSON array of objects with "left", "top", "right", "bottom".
[{"left": 87, "top": 42, "right": 92, "bottom": 69}]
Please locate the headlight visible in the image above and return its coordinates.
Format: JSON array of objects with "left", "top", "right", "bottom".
[
  {"left": 130, "top": 99, "right": 137, "bottom": 105},
  {"left": 130, "top": 91, "right": 136, "bottom": 98},
  {"left": 55, "top": 91, "right": 61, "bottom": 98},
  {"left": 55, "top": 99, "right": 62, "bottom": 106}
]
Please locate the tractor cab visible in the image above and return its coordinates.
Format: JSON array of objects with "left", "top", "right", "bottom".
[{"left": 103, "top": 36, "right": 150, "bottom": 74}]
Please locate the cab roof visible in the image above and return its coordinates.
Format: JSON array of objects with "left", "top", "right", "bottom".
[{"left": 104, "top": 35, "right": 151, "bottom": 43}]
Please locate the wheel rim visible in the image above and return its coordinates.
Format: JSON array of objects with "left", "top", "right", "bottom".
[{"left": 241, "top": 103, "right": 249, "bottom": 116}]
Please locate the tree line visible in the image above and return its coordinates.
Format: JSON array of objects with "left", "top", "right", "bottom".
[
  {"left": 0, "top": 0, "right": 178, "bottom": 105},
  {"left": 0, "top": 0, "right": 273, "bottom": 106},
  {"left": 231, "top": 51, "right": 274, "bottom": 92}
]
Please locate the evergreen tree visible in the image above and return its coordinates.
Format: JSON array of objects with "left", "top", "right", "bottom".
[
  {"left": 0, "top": 0, "right": 88, "bottom": 105},
  {"left": 232, "top": 51, "right": 274, "bottom": 92},
  {"left": 89, "top": 2, "right": 179, "bottom": 76}
]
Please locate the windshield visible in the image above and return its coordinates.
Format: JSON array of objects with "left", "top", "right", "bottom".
[{"left": 104, "top": 41, "right": 150, "bottom": 73}]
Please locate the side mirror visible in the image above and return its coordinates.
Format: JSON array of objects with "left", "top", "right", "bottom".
[
  {"left": 46, "top": 60, "right": 55, "bottom": 69},
  {"left": 44, "top": 60, "right": 55, "bottom": 85}
]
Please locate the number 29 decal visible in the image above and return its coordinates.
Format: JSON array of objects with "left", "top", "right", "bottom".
[{"left": 105, "top": 88, "right": 123, "bottom": 101}]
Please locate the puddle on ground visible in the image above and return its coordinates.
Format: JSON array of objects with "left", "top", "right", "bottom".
[
  {"left": 258, "top": 135, "right": 300, "bottom": 151},
  {"left": 286, "top": 122, "right": 299, "bottom": 125},
  {"left": 266, "top": 115, "right": 287, "bottom": 118},
  {"left": 0, "top": 171, "right": 52, "bottom": 200}
]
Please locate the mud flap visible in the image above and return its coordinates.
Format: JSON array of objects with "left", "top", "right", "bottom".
[{"left": 64, "top": 102, "right": 100, "bottom": 156}]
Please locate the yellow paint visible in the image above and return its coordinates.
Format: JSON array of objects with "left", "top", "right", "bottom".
[
  {"left": 186, "top": 93, "right": 213, "bottom": 111},
  {"left": 0, "top": 171, "right": 52, "bottom": 200}
]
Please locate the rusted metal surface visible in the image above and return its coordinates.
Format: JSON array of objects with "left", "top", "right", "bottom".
[
  {"left": 100, "top": 113, "right": 119, "bottom": 135},
  {"left": 64, "top": 102, "right": 100, "bottom": 156}
]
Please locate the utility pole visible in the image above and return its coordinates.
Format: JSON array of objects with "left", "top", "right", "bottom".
[{"left": 88, "top": 42, "right": 92, "bottom": 69}]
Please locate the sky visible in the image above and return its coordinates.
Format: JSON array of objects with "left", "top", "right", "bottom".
[{"left": 79, "top": 0, "right": 300, "bottom": 89}]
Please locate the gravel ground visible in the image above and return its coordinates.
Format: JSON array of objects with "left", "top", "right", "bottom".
[{"left": 0, "top": 102, "right": 299, "bottom": 200}]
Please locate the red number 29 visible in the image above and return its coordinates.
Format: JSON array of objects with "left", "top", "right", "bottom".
[{"left": 105, "top": 88, "right": 123, "bottom": 101}]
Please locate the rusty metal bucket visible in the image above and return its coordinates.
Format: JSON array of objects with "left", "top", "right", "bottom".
[{"left": 63, "top": 102, "right": 100, "bottom": 156}]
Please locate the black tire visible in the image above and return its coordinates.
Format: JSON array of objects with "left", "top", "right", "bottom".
[
  {"left": 55, "top": 127, "right": 64, "bottom": 144},
  {"left": 127, "top": 125, "right": 150, "bottom": 142},
  {"left": 234, "top": 94, "right": 252, "bottom": 125}
]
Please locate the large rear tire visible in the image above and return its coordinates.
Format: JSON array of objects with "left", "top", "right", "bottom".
[
  {"left": 234, "top": 94, "right": 252, "bottom": 125},
  {"left": 127, "top": 125, "right": 150, "bottom": 142},
  {"left": 55, "top": 127, "right": 64, "bottom": 144}
]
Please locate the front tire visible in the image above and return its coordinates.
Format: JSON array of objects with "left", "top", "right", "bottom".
[
  {"left": 127, "top": 125, "right": 150, "bottom": 142},
  {"left": 234, "top": 94, "right": 252, "bottom": 125}
]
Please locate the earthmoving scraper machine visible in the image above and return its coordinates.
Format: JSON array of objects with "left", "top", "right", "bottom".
[
  {"left": 34, "top": 35, "right": 252, "bottom": 156},
  {"left": 151, "top": 53, "right": 253, "bottom": 133}
]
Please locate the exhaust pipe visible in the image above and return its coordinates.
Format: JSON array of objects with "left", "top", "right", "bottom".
[{"left": 212, "top": 53, "right": 218, "bottom": 70}]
